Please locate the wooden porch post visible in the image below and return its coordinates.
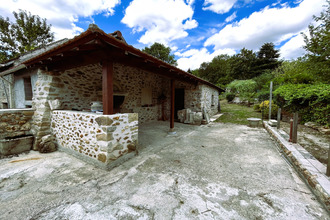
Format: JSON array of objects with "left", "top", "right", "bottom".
[
  {"left": 170, "top": 79, "right": 175, "bottom": 130},
  {"left": 102, "top": 61, "right": 114, "bottom": 115}
]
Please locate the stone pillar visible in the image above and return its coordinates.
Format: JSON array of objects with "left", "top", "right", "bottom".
[{"left": 31, "top": 69, "right": 63, "bottom": 150}]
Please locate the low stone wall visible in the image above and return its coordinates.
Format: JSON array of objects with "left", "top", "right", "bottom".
[
  {"left": 0, "top": 109, "right": 34, "bottom": 139},
  {"left": 264, "top": 122, "right": 330, "bottom": 211},
  {"left": 51, "top": 110, "right": 138, "bottom": 169}
]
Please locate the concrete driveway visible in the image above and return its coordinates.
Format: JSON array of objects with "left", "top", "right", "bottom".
[{"left": 0, "top": 121, "right": 329, "bottom": 219}]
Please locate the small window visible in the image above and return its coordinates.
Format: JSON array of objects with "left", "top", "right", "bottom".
[
  {"left": 141, "top": 88, "right": 152, "bottom": 106},
  {"left": 211, "top": 95, "right": 215, "bottom": 106},
  {"left": 24, "top": 77, "right": 33, "bottom": 101}
]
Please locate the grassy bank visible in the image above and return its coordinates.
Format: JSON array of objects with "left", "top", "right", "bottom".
[{"left": 216, "top": 100, "right": 262, "bottom": 125}]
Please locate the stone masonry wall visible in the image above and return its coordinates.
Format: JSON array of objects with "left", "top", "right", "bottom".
[
  {"left": 200, "top": 85, "right": 219, "bottom": 116},
  {"left": 175, "top": 81, "right": 201, "bottom": 113},
  {"left": 51, "top": 111, "right": 138, "bottom": 168},
  {"left": 0, "top": 109, "right": 33, "bottom": 139},
  {"left": 174, "top": 82, "right": 219, "bottom": 117},
  {"left": 114, "top": 63, "right": 171, "bottom": 123},
  {"left": 57, "top": 64, "right": 102, "bottom": 110},
  {"left": 51, "top": 63, "right": 172, "bottom": 123},
  {"left": 31, "top": 69, "right": 58, "bottom": 150}
]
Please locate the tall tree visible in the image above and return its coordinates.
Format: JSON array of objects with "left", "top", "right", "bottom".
[
  {"left": 198, "top": 54, "right": 233, "bottom": 87},
  {"left": 230, "top": 48, "right": 257, "bottom": 79},
  {"left": 0, "top": 10, "right": 54, "bottom": 63},
  {"left": 254, "top": 42, "right": 281, "bottom": 75},
  {"left": 303, "top": 0, "right": 329, "bottom": 83},
  {"left": 142, "top": 42, "right": 177, "bottom": 66}
]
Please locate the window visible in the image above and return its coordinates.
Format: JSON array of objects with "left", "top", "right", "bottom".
[
  {"left": 141, "top": 88, "right": 152, "bottom": 106},
  {"left": 24, "top": 77, "right": 33, "bottom": 101},
  {"left": 211, "top": 94, "right": 214, "bottom": 106}
]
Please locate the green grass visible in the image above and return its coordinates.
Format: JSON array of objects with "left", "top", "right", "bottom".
[{"left": 216, "top": 100, "right": 262, "bottom": 125}]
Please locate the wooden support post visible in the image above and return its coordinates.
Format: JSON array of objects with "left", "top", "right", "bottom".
[
  {"left": 102, "top": 61, "right": 114, "bottom": 115},
  {"left": 170, "top": 79, "right": 175, "bottom": 130},
  {"left": 277, "top": 108, "right": 281, "bottom": 129},
  {"left": 292, "top": 112, "right": 298, "bottom": 143},
  {"left": 327, "top": 146, "right": 330, "bottom": 176}
]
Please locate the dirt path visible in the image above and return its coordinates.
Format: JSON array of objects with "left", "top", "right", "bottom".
[{"left": 280, "top": 122, "right": 330, "bottom": 165}]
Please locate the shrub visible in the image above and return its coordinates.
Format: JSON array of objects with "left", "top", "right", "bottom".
[
  {"left": 259, "top": 100, "right": 279, "bottom": 119},
  {"left": 226, "top": 93, "right": 235, "bottom": 102},
  {"left": 257, "top": 91, "right": 269, "bottom": 102},
  {"left": 253, "top": 104, "right": 260, "bottom": 112},
  {"left": 274, "top": 83, "right": 330, "bottom": 126},
  {"left": 226, "top": 79, "right": 257, "bottom": 102}
]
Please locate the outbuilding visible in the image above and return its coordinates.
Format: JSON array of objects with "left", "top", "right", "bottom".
[{"left": 0, "top": 24, "right": 223, "bottom": 169}]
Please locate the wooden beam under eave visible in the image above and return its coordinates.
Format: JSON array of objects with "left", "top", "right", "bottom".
[
  {"left": 170, "top": 79, "right": 175, "bottom": 129},
  {"left": 102, "top": 61, "right": 114, "bottom": 115}
]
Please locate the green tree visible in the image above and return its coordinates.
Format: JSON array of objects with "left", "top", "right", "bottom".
[
  {"left": 198, "top": 54, "right": 233, "bottom": 87},
  {"left": 230, "top": 48, "right": 257, "bottom": 79},
  {"left": 254, "top": 42, "right": 282, "bottom": 76},
  {"left": 0, "top": 10, "right": 54, "bottom": 63},
  {"left": 142, "top": 42, "right": 177, "bottom": 66},
  {"left": 273, "top": 58, "right": 315, "bottom": 85},
  {"left": 303, "top": 0, "right": 330, "bottom": 83}
]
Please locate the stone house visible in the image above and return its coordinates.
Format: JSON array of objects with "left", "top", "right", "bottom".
[{"left": 0, "top": 24, "right": 223, "bottom": 169}]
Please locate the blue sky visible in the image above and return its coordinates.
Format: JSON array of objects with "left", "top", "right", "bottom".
[{"left": 0, "top": 0, "right": 326, "bottom": 70}]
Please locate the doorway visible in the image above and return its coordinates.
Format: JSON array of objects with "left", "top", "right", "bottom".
[{"left": 175, "top": 88, "right": 184, "bottom": 119}]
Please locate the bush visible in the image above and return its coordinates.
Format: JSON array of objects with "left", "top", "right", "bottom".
[
  {"left": 226, "top": 93, "right": 235, "bottom": 102},
  {"left": 257, "top": 91, "right": 270, "bottom": 102},
  {"left": 253, "top": 104, "right": 260, "bottom": 111},
  {"left": 274, "top": 83, "right": 330, "bottom": 126},
  {"left": 226, "top": 79, "right": 257, "bottom": 102},
  {"left": 259, "top": 100, "right": 279, "bottom": 119}
]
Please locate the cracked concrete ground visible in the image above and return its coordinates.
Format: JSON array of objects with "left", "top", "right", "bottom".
[{"left": 0, "top": 121, "right": 329, "bottom": 219}]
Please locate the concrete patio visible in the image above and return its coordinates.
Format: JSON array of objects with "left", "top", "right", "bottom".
[{"left": 0, "top": 121, "right": 329, "bottom": 219}]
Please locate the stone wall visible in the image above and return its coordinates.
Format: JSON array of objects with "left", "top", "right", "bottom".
[
  {"left": 51, "top": 110, "right": 138, "bottom": 169},
  {"left": 174, "top": 82, "right": 219, "bottom": 116},
  {"left": 31, "top": 69, "right": 59, "bottom": 150},
  {"left": 0, "top": 109, "right": 33, "bottom": 139},
  {"left": 114, "top": 63, "right": 171, "bottom": 123},
  {"left": 54, "top": 64, "right": 102, "bottom": 110},
  {"left": 46, "top": 63, "right": 172, "bottom": 124},
  {"left": 200, "top": 85, "right": 219, "bottom": 116},
  {"left": 30, "top": 63, "right": 219, "bottom": 127}
]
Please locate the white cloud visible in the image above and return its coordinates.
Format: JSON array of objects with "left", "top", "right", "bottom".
[
  {"left": 0, "top": 0, "right": 120, "bottom": 39},
  {"left": 280, "top": 32, "right": 306, "bottom": 60},
  {"left": 203, "top": 0, "right": 237, "bottom": 14},
  {"left": 176, "top": 47, "right": 236, "bottom": 70},
  {"left": 204, "top": 0, "right": 326, "bottom": 52},
  {"left": 225, "top": 11, "right": 237, "bottom": 23},
  {"left": 121, "top": 0, "right": 198, "bottom": 45}
]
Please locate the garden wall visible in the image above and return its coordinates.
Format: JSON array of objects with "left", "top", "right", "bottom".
[
  {"left": 51, "top": 110, "right": 138, "bottom": 169},
  {"left": 0, "top": 108, "right": 34, "bottom": 139}
]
